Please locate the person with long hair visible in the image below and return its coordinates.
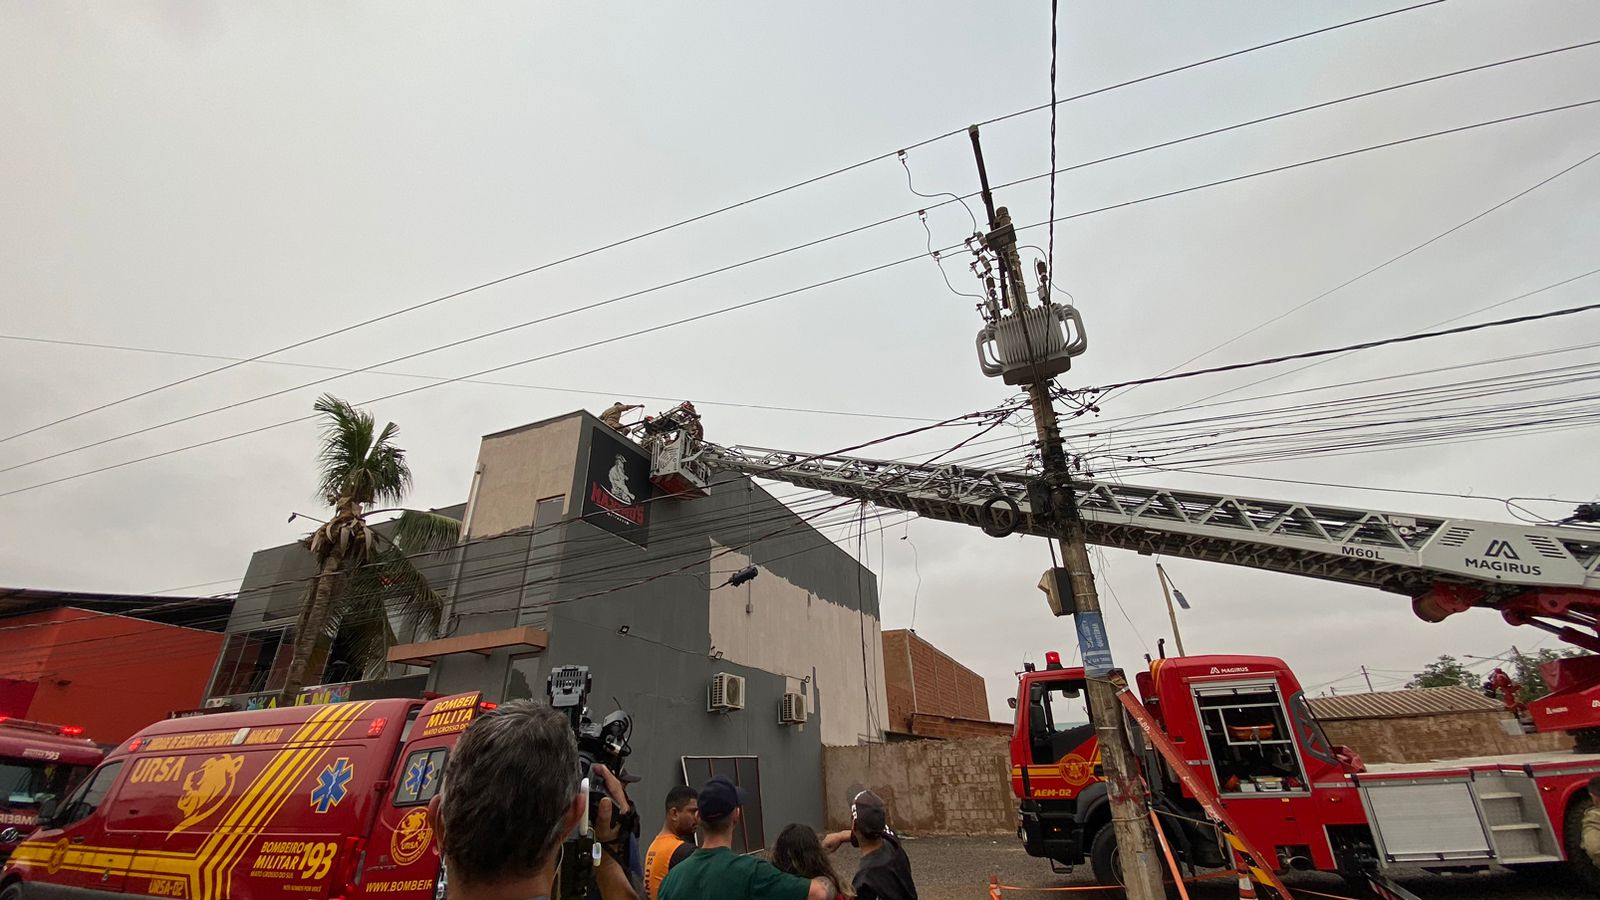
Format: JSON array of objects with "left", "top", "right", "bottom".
[{"left": 772, "top": 824, "right": 850, "bottom": 898}]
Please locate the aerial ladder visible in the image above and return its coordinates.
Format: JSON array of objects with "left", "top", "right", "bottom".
[{"left": 645, "top": 427, "right": 1600, "bottom": 738}]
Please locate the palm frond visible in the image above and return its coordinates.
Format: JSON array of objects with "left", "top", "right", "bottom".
[
  {"left": 364, "top": 421, "right": 411, "bottom": 507},
  {"left": 390, "top": 510, "right": 462, "bottom": 553},
  {"left": 364, "top": 544, "right": 447, "bottom": 646},
  {"left": 311, "top": 394, "right": 412, "bottom": 507},
  {"left": 326, "top": 566, "right": 399, "bottom": 680}
]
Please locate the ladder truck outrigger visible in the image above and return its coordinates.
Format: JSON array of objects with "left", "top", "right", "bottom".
[{"left": 642, "top": 412, "right": 1600, "bottom": 893}]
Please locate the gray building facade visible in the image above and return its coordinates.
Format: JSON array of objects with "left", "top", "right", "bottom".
[{"left": 211, "top": 410, "right": 889, "bottom": 844}]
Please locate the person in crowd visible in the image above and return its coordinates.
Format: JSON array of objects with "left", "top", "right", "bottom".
[
  {"left": 644, "top": 785, "right": 699, "bottom": 900},
  {"left": 822, "top": 790, "right": 917, "bottom": 900},
  {"left": 428, "top": 700, "right": 637, "bottom": 900},
  {"left": 773, "top": 823, "right": 850, "bottom": 898},
  {"left": 658, "top": 776, "right": 832, "bottom": 900},
  {"left": 1583, "top": 776, "right": 1600, "bottom": 864}
]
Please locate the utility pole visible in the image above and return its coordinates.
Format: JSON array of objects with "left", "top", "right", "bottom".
[
  {"left": 1156, "top": 563, "right": 1187, "bottom": 657},
  {"left": 1361, "top": 665, "right": 1375, "bottom": 692},
  {"left": 969, "top": 127, "right": 1167, "bottom": 899}
]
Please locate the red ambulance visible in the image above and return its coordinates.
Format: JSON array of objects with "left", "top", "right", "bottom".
[
  {"left": 1, "top": 692, "right": 487, "bottom": 900},
  {"left": 0, "top": 718, "right": 102, "bottom": 864}
]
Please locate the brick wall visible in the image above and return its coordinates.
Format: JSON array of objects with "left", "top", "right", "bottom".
[
  {"left": 821, "top": 736, "right": 1014, "bottom": 834},
  {"left": 908, "top": 712, "right": 1013, "bottom": 740},
  {"left": 882, "top": 629, "right": 991, "bottom": 732},
  {"left": 1320, "top": 710, "right": 1573, "bottom": 764}
]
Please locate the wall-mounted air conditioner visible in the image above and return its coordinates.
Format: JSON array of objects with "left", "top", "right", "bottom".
[
  {"left": 779, "top": 692, "right": 807, "bottom": 725},
  {"left": 708, "top": 672, "right": 746, "bottom": 713}
]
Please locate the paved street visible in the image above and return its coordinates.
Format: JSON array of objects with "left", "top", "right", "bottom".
[{"left": 827, "top": 835, "right": 1590, "bottom": 900}]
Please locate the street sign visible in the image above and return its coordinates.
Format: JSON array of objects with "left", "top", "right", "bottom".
[{"left": 1076, "top": 610, "right": 1113, "bottom": 676}]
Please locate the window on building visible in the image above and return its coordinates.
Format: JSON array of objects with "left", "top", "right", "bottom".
[
  {"left": 503, "top": 655, "right": 541, "bottom": 702},
  {"left": 534, "top": 496, "right": 564, "bottom": 526},
  {"left": 208, "top": 626, "right": 296, "bottom": 697},
  {"left": 681, "top": 756, "right": 764, "bottom": 852},
  {"left": 59, "top": 761, "right": 123, "bottom": 826}
]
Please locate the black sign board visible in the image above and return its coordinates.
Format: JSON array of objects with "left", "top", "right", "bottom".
[{"left": 580, "top": 427, "right": 653, "bottom": 547}]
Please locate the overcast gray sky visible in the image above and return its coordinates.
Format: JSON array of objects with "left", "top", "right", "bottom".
[{"left": 3, "top": 1, "right": 1599, "bottom": 718}]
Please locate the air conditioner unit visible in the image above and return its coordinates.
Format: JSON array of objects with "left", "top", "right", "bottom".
[
  {"left": 779, "top": 692, "right": 807, "bottom": 725},
  {"left": 708, "top": 673, "right": 746, "bottom": 713}
]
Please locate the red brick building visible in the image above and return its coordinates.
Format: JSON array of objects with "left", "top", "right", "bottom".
[
  {"left": 881, "top": 629, "right": 1010, "bottom": 739},
  {"left": 0, "top": 589, "right": 230, "bottom": 744}
]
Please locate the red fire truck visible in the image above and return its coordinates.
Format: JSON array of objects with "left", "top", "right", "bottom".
[
  {"left": 1011, "top": 650, "right": 1600, "bottom": 888},
  {"left": 646, "top": 426, "right": 1600, "bottom": 890},
  {"left": 0, "top": 718, "right": 101, "bottom": 864}
]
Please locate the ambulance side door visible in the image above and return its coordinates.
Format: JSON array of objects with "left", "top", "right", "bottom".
[{"left": 358, "top": 693, "right": 481, "bottom": 900}]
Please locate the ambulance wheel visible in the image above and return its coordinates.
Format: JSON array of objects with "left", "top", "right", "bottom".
[
  {"left": 1089, "top": 826, "right": 1121, "bottom": 886},
  {"left": 1563, "top": 797, "right": 1600, "bottom": 894}
]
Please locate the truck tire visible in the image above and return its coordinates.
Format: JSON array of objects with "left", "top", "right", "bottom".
[
  {"left": 1089, "top": 826, "right": 1121, "bottom": 886},
  {"left": 1563, "top": 797, "right": 1600, "bottom": 894},
  {"left": 1, "top": 881, "right": 25, "bottom": 900}
]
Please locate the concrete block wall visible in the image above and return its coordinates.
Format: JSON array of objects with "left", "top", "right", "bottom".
[
  {"left": 1321, "top": 710, "right": 1573, "bottom": 763},
  {"left": 822, "top": 736, "right": 1014, "bottom": 835}
]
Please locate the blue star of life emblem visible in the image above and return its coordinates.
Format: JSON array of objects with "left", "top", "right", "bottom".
[
  {"left": 404, "top": 756, "right": 435, "bottom": 796},
  {"left": 311, "top": 757, "right": 354, "bottom": 813}
]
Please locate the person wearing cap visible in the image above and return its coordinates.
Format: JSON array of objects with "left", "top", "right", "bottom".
[
  {"left": 822, "top": 790, "right": 917, "bottom": 900},
  {"left": 658, "top": 776, "right": 832, "bottom": 900}
]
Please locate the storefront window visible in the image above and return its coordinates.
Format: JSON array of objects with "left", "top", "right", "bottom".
[{"left": 208, "top": 626, "right": 296, "bottom": 697}]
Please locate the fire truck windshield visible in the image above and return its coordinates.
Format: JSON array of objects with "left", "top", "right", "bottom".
[
  {"left": 1028, "top": 681, "right": 1093, "bottom": 765},
  {"left": 1, "top": 760, "right": 79, "bottom": 807}
]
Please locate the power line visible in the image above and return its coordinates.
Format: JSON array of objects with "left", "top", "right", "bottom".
[
  {"left": 1082, "top": 300, "right": 1600, "bottom": 394},
  {"left": 20, "top": 46, "right": 1594, "bottom": 480},
  {"left": 0, "top": 1, "right": 1443, "bottom": 449},
  {"left": 1103, "top": 141, "right": 1600, "bottom": 410},
  {"left": 2, "top": 408, "right": 1031, "bottom": 675},
  {"left": 0, "top": 406, "right": 1014, "bottom": 633},
  {"left": 0, "top": 333, "right": 943, "bottom": 424},
  {"left": 8, "top": 96, "right": 1594, "bottom": 498}
]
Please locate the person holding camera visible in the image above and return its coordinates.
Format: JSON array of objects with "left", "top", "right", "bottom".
[
  {"left": 658, "top": 776, "right": 833, "bottom": 900},
  {"left": 428, "top": 700, "right": 639, "bottom": 900}
]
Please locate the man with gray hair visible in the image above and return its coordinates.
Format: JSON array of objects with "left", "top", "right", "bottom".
[{"left": 428, "top": 699, "right": 638, "bottom": 900}]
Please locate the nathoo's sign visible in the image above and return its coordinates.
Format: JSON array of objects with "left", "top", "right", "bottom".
[{"left": 581, "top": 426, "right": 653, "bottom": 548}]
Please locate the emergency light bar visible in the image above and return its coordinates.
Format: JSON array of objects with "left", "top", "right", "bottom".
[{"left": 0, "top": 716, "right": 87, "bottom": 737}]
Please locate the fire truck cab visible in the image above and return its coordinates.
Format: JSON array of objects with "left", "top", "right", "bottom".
[
  {"left": 1, "top": 692, "right": 488, "bottom": 900},
  {"left": 0, "top": 718, "right": 101, "bottom": 864},
  {"left": 1013, "top": 653, "right": 1600, "bottom": 888}
]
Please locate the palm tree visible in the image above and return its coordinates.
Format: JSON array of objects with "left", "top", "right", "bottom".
[{"left": 278, "top": 394, "right": 460, "bottom": 703}]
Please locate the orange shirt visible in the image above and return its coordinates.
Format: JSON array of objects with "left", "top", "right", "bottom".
[{"left": 644, "top": 832, "right": 693, "bottom": 900}]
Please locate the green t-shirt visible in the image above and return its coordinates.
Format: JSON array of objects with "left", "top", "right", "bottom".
[{"left": 657, "top": 847, "right": 812, "bottom": 900}]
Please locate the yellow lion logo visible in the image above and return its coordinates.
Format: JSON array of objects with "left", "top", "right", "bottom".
[
  {"left": 390, "top": 807, "right": 433, "bottom": 866},
  {"left": 169, "top": 754, "right": 243, "bottom": 837}
]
